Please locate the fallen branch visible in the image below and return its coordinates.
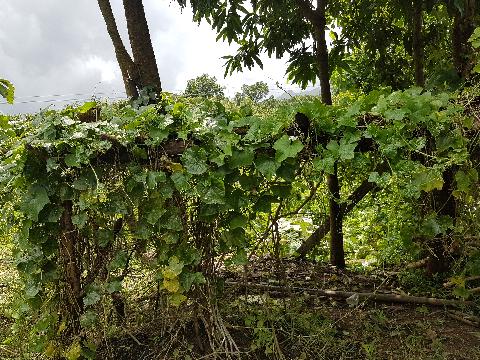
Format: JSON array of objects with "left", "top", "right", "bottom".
[
  {"left": 449, "top": 310, "right": 480, "bottom": 323},
  {"left": 225, "top": 281, "right": 475, "bottom": 308},
  {"left": 447, "top": 311, "right": 480, "bottom": 327}
]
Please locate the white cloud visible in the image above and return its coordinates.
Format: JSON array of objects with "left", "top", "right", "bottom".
[{"left": 83, "top": 56, "right": 118, "bottom": 83}]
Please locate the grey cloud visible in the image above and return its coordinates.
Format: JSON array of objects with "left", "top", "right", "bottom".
[{"left": 0, "top": 0, "right": 182, "bottom": 114}]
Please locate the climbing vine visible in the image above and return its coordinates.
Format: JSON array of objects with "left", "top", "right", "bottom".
[{"left": 0, "top": 87, "right": 478, "bottom": 358}]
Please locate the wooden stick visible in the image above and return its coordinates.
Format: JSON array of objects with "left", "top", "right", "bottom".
[
  {"left": 443, "top": 276, "right": 480, "bottom": 288},
  {"left": 225, "top": 281, "right": 475, "bottom": 307}
]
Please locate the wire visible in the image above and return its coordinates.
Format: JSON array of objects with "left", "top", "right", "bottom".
[
  {"left": 0, "top": 85, "right": 319, "bottom": 106},
  {"left": 0, "top": 95, "right": 125, "bottom": 106},
  {"left": 9, "top": 91, "right": 120, "bottom": 100}
]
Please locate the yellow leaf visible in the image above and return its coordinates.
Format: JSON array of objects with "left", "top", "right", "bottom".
[
  {"left": 169, "top": 293, "right": 187, "bottom": 306},
  {"left": 162, "top": 268, "right": 177, "bottom": 280},
  {"left": 64, "top": 340, "right": 82, "bottom": 360},
  {"left": 168, "top": 162, "right": 183, "bottom": 172},
  {"left": 44, "top": 342, "right": 57, "bottom": 357},
  {"left": 163, "top": 277, "right": 180, "bottom": 293},
  {"left": 57, "top": 321, "right": 67, "bottom": 335}
]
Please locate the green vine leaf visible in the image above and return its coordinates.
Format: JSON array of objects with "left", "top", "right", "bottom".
[
  {"left": 21, "top": 185, "right": 50, "bottom": 221},
  {"left": 83, "top": 290, "right": 101, "bottom": 306},
  {"left": 273, "top": 135, "right": 303, "bottom": 163},
  {"left": 255, "top": 155, "right": 279, "bottom": 179},
  {"left": 229, "top": 147, "right": 255, "bottom": 168},
  {"left": 181, "top": 147, "right": 208, "bottom": 174}
]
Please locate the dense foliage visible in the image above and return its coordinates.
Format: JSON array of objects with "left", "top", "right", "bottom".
[
  {"left": 1, "top": 0, "right": 480, "bottom": 358},
  {"left": 1, "top": 84, "right": 479, "bottom": 357},
  {"left": 184, "top": 74, "right": 225, "bottom": 98}
]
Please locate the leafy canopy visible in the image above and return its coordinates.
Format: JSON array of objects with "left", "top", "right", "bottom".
[{"left": 184, "top": 73, "right": 225, "bottom": 98}]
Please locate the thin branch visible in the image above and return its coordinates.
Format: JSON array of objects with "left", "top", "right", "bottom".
[{"left": 281, "top": 182, "right": 319, "bottom": 218}]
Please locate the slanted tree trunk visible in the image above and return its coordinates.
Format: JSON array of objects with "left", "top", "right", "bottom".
[
  {"left": 97, "top": 0, "right": 139, "bottom": 98},
  {"left": 97, "top": 0, "right": 162, "bottom": 98},
  {"left": 412, "top": 0, "right": 425, "bottom": 87},
  {"left": 297, "top": 179, "right": 377, "bottom": 257},
  {"left": 123, "top": 0, "right": 162, "bottom": 94}
]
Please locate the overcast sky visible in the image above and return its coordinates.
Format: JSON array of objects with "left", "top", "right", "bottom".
[{"left": 0, "top": 0, "right": 317, "bottom": 114}]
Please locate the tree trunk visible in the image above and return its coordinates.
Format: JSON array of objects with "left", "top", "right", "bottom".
[
  {"left": 60, "top": 200, "right": 82, "bottom": 333},
  {"left": 327, "top": 163, "right": 345, "bottom": 267},
  {"left": 412, "top": 0, "right": 425, "bottom": 87},
  {"left": 314, "top": 0, "right": 332, "bottom": 105},
  {"left": 452, "top": 0, "right": 477, "bottom": 77},
  {"left": 426, "top": 167, "right": 457, "bottom": 275},
  {"left": 314, "top": 0, "right": 345, "bottom": 268},
  {"left": 97, "top": 0, "right": 139, "bottom": 98},
  {"left": 123, "top": 0, "right": 162, "bottom": 94}
]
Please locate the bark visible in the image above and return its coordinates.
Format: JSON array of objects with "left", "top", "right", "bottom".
[
  {"left": 412, "top": 0, "right": 425, "bottom": 87},
  {"left": 297, "top": 179, "right": 377, "bottom": 257},
  {"left": 327, "top": 163, "right": 345, "bottom": 268},
  {"left": 60, "top": 200, "right": 82, "bottom": 332},
  {"left": 311, "top": 0, "right": 345, "bottom": 267},
  {"left": 452, "top": 0, "right": 477, "bottom": 77},
  {"left": 123, "top": 0, "right": 162, "bottom": 94},
  {"left": 97, "top": 0, "right": 138, "bottom": 98},
  {"left": 297, "top": 0, "right": 344, "bottom": 267}
]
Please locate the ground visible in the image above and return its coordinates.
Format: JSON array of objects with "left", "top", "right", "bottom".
[
  {"left": 1, "top": 256, "right": 479, "bottom": 359},
  {"left": 97, "top": 258, "right": 480, "bottom": 360}
]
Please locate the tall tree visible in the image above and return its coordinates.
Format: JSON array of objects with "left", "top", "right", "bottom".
[
  {"left": 449, "top": 0, "right": 477, "bottom": 77},
  {"left": 294, "top": 0, "right": 345, "bottom": 268},
  {"left": 235, "top": 81, "right": 269, "bottom": 103},
  {"left": 97, "top": 0, "right": 162, "bottom": 98}
]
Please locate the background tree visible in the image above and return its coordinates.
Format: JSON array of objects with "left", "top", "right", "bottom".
[
  {"left": 234, "top": 81, "right": 269, "bottom": 103},
  {"left": 184, "top": 74, "right": 225, "bottom": 98},
  {"left": 97, "top": 0, "right": 162, "bottom": 98}
]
